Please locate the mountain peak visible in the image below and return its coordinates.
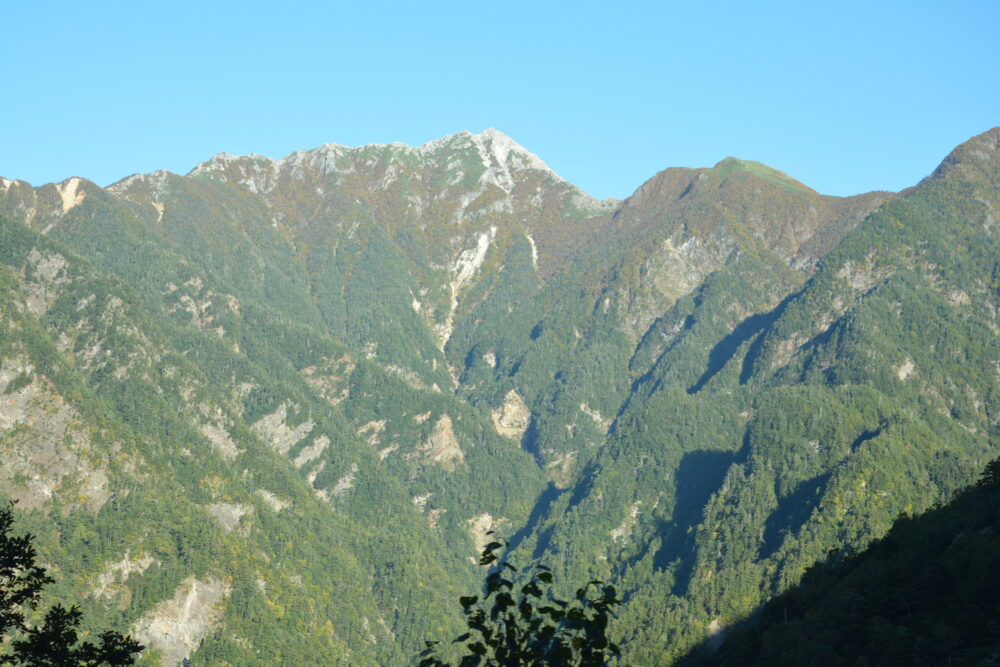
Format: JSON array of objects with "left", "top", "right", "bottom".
[
  {"left": 710, "top": 157, "right": 815, "bottom": 193},
  {"left": 924, "top": 126, "right": 1000, "bottom": 188},
  {"left": 477, "top": 127, "right": 509, "bottom": 140},
  {"left": 467, "top": 128, "right": 553, "bottom": 182},
  {"left": 183, "top": 129, "right": 556, "bottom": 185},
  {"left": 410, "top": 128, "right": 552, "bottom": 176}
]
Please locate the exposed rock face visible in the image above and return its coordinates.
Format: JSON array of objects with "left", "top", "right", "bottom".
[
  {"left": 579, "top": 402, "right": 612, "bottom": 434},
  {"left": 22, "top": 248, "right": 70, "bottom": 317},
  {"left": 133, "top": 577, "right": 231, "bottom": 666},
  {"left": 329, "top": 463, "right": 359, "bottom": 499},
  {"left": 300, "top": 355, "right": 355, "bottom": 407},
  {"left": 836, "top": 257, "right": 893, "bottom": 294},
  {"left": 544, "top": 449, "right": 578, "bottom": 489},
  {"left": 611, "top": 501, "right": 642, "bottom": 544},
  {"left": 55, "top": 177, "right": 86, "bottom": 214},
  {"left": 251, "top": 402, "right": 314, "bottom": 455},
  {"left": 357, "top": 420, "right": 386, "bottom": 446},
  {"left": 438, "top": 226, "right": 497, "bottom": 349},
  {"left": 92, "top": 552, "right": 156, "bottom": 602},
  {"left": 293, "top": 435, "right": 329, "bottom": 468},
  {"left": 618, "top": 235, "right": 736, "bottom": 341},
  {"left": 491, "top": 389, "right": 531, "bottom": 440},
  {"left": 196, "top": 404, "right": 241, "bottom": 460},
  {"left": 256, "top": 489, "right": 290, "bottom": 512},
  {"left": 412, "top": 493, "right": 432, "bottom": 511},
  {"left": 897, "top": 358, "right": 916, "bottom": 381},
  {"left": 205, "top": 502, "right": 252, "bottom": 533},
  {"left": 419, "top": 414, "right": 463, "bottom": 468},
  {"left": 466, "top": 512, "right": 508, "bottom": 559},
  {"left": 0, "top": 357, "right": 110, "bottom": 512},
  {"left": 601, "top": 159, "right": 892, "bottom": 341},
  {"left": 163, "top": 276, "right": 238, "bottom": 339}
]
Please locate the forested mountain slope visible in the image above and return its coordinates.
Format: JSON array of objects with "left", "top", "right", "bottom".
[
  {"left": 520, "top": 127, "right": 1000, "bottom": 663},
  {"left": 687, "top": 457, "right": 1000, "bottom": 666},
  {"left": 0, "top": 127, "right": 996, "bottom": 664}
]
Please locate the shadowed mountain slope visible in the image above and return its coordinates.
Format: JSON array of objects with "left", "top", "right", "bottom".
[{"left": 685, "top": 456, "right": 1000, "bottom": 666}]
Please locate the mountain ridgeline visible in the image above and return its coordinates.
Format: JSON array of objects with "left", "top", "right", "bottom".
[{"left": 0, "top": 127, "right": 997, "bottom": 664}]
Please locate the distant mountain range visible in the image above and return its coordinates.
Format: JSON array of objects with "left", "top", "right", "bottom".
[{"left": 1, "top": 126, "right": 997, "bottom": 664}]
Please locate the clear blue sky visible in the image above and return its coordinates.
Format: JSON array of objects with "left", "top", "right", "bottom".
[{"left": 2, "top": 1, "right": 998, "bottom": 199}]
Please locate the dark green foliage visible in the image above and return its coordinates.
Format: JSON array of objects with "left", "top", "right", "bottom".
[
  {"left": 420, "top": 534, "right": 620, "bottom": 666},
  {"left": 8, "top": 605, "right": 143, "bottom": 667},
  {"left": 0, "top": 507, "right": 52, "bottom": 640},
  {"left": 689, "top": 456, "right": 1000, "bottom": 666},
  {"left": 0, "top": 505, "right": 142, "bottom": 666}
]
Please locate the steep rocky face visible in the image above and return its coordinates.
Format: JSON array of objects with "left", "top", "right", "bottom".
[
  {"left": 182, "top": 128, "right": 607, "bottom": 223},
  {"left": 595, "top": 159, "right": 892, "bottom": 340},
  {"left": 132, "top": 577, "right": 231, "bottom": 666},
  {"left": 491, "top": 389, "right": 531, "bottom": 440},
  {"left": 0, "top": 367, "right": 111, "bottom": 512}
]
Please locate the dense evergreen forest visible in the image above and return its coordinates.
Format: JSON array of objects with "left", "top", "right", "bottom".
[
  {"left": 0, "top": 126, "right": 997, "bottom": 664},
  {"left": 685, "top": 456, "right": 1000, "bottom": 666}
]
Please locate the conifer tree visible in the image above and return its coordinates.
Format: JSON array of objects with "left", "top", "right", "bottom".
[{"left": 0, "top": 504, "right": 143, "bottom": 666}]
